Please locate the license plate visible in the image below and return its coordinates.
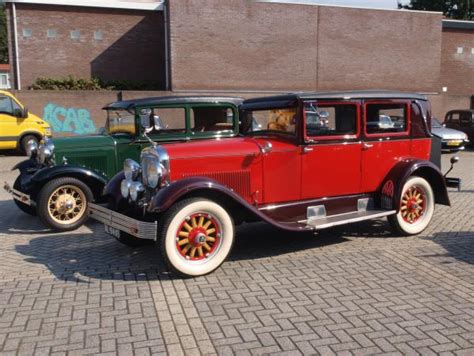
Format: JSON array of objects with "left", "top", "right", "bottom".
[
  {"left": 104, "top": 224, "right": 121, "bottom": 239},
  {"left": 447, "top": 140, "right": 461, "bottom": 146}
]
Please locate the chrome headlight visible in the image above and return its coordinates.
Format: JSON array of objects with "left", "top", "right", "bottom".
[
  {"left": 141, "top": 146, "right": 170, "bottom": 189},
  {"left": 121, "top": 179, "right": 131, "bottom": 198},
  {"left": 39, "top": 137, "right": 55, "bottom": 163},
  {"left": 129, "top": 181, "right": 145, "bottom": 201},
  {"left": 26, "top": 139, "right": 38, "bottom": 158},
  {"left": 124, "top": 159, "right": 140, "bottom": 181}
]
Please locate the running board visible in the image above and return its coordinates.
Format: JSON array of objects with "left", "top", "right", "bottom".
[{"left": 305, "top": 209, "right": 396, "bottom": 230}]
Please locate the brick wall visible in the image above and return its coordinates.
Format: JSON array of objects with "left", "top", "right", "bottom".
[
  {"left": 7, "top": 4, "right": 166, "bottom": 89},
  {"left": 169, "top": 0, "right": 443, "bottom": 93},
  {"left": 440, "top": 29, "right": 474, "bottom": 96}
]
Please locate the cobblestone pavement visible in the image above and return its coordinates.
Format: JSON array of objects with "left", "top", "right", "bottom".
[{"left": 0, "top": 150, "right": 473, "bottom": 355}]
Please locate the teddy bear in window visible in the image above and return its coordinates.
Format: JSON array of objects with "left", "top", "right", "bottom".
[{"left": 268, "top": 109, "right": 294, "bottom": 132}]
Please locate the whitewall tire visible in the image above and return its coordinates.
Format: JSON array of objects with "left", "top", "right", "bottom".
[
  {"left": 388, "top": 176, "right": 434, "bottom": 236},
  {"left": 159, "top": 198, "right": 234, "bottom": 277}
]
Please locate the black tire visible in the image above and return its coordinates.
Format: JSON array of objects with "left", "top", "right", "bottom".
[
  {"left": 20, "top": 135, "right": 39, "bottom": 155},
  {"left": 159, "top": 198, "right": 235, "bottom": 278},
  {"left": 12, "top": 176, "right": 37, "bottom": 216},
  {"left": 37, "top": 177, "right": 93, "bottom": 232}
]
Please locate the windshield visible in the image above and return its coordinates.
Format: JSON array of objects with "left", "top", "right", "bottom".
[
  {"left": 431, "top": 118, "right": 442, "bottom": 128},
  {"left": 242, "top": 107, "right": 297, "bottom": 135},
  {"left": 105, "top": 108, "right": 136, "bottom": 135}
]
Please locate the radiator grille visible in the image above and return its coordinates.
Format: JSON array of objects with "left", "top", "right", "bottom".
[{"left": 182, "top": 171, "right": 251, "bottom": 199}]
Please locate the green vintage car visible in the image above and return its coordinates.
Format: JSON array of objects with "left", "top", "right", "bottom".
[{"left": 4, "top": 96, "right": 242, "bottom": 232}]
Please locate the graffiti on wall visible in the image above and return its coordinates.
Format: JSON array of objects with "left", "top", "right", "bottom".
[{"left": 43, "top": 103, "right": 97, "bottom": 135}]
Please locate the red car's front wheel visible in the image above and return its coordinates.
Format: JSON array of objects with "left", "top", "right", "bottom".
[{"left": 159, "top": 198, "right": 234, "bottom": 277}]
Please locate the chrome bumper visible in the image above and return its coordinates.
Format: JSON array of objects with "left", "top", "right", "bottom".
[
  {"left": 88, "top": 203, "right": 157, "bottom": 240},
  {"left": 3, "top": 181, "right": 34, "bottom": 206}
]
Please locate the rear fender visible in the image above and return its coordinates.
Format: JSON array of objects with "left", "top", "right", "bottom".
[
  {"left": 149, "top": 177, "right": 310, "bottom": 232},
  {"left": 27, "top": 165, "right": 108, "bottom": 200},
  {"left": 379, "top": 159, "right": 450, "bottom": 212}
]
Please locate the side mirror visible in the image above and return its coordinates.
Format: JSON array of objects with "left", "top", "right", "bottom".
[
  {"left": 140, "top": 115, "right": 152, "bottom": 130},
  {"left": 450, "top": 156, "right": 459, "bottom": 165},
  {"left": 13, "top": 108, "right": 23, "bottom": 118},
  {"left": 22, "top": 107, "right": 29, "bottom": 119}
]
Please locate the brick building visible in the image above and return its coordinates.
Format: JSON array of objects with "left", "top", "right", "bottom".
[{"left": 4, "top": 0, "right": 474, "bottom": 104}]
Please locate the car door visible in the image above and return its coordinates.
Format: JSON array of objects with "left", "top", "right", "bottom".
[
  {"left": 460, "top": 111, "right": 474, "bottom": 141},
  {"left": 301, "top": 100, "right": 362, "bottom": 199},
  {"left": 360, "top": 100, "right": 412, "bottom": 193},
  {"left": 0, "top": 95, "right": 18, "bottom": 149}
]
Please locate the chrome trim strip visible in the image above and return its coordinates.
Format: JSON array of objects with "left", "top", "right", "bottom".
[
  {"left": 88, "top": 203, "right": 157, "bottom": 240},
  {"left": 3, "top": 181, "right": 33, "bottom": 206},
  {"left": 303, "top": 209, "right": 396, "bottom": 230}
]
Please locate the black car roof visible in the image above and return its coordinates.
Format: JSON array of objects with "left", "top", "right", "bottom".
[
  {"left": 241, "top": 90, "right": 427, "bottom": 110},
  {"left": 103, "top": 96, "right": 244, "bottom": 110}
]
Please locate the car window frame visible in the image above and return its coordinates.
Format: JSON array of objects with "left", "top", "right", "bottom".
[
  {"left": 0, "top": 95, "right": 15, "bottom": 117},
  {"left": 303, "top": 100, "right": 361, "bottom": 141},
  {"left": 363, "top": 100, "right": 411, "bottom": 139}
]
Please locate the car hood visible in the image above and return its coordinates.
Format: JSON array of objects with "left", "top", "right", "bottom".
[
  {"left": 52, "top": 134, "right": 127, "bottom": 150},
  {"left": 164, "top": 137, "right": 261, "bottom": 160},
  {"left": 431, "top": 127, "right": 467, "bottom": 140}
]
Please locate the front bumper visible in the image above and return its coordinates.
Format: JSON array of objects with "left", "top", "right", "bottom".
[
  {"left": 88, "top": 203, "right": 157, "bottom": 240},
  {"left": 3, "top": 181, "right": 34, "bottom": 206}
]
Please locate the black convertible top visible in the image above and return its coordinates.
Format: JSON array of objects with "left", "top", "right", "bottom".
[
  {"left": 241, "top": 90, "right": 427, "bottom": 110},
  {"left": 103, "top": 96, "right": 244, "bottom": 110}
]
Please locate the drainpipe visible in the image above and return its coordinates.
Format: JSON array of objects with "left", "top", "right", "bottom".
[
  {"left": 163, "top": 0, "right": 170, "bottom": 91},
  {"left": 12, "top": 2, "right": 21, "bottom": 90}
]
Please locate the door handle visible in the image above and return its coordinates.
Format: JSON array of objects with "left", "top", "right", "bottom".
[
  {"left": 303, "top": 147, "right": 314, "bottom": 153},
  {"left": 362, "top": 143, "right": 373, "bottom": 150}
]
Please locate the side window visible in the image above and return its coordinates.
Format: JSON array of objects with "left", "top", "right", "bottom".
[
  {"left": 140, "top": 107, "right": 186, "bottom": 135},
  {"left": 249, "top": 108, "right": 297, "bottom": 135},
  {"left": 460, "top": 112, "right": 472, "bottom": 127},
  {"left": 305, "top": 102, "right": 358, "bottom": 138},
  {"left": 190, "top": 106, "right": 234, "bottom": 133},
  {"left": 365, "top": 103, "right": 408, "bottom": 135},
  {"left": 448, "top": 113, "right": 460, "bottom": 124},
  {"left": 0, "top": 95, "right": 13, "bottom": 116}
]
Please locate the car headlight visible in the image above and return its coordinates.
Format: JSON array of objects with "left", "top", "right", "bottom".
[
  {"left": 26, "top": 139, "right": 38, "bottom": 158},
  {"left": 143, "top": 154, "right": 162, "bottom": 188},
  {"left": 121, "top": 179, "right": 131, "bottom": 198},
  {"left": 44, "top": 128, "right": 52, "bottom": 136},
  {"left": 124, "top": 159, "right": 141, "bottom": 181},
  {"left": 39, "top": 137, "right": 55, "bottom": 163},
  {"left": 140, "top": 146, "right": 170, "bottom": 189},
  {"left": 129, "top": 181, "right": 145, "bottom": 201}
]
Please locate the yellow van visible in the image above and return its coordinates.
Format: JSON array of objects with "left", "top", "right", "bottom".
[{"left": 0, "top": 90, "right": 51, "bottom": 153}]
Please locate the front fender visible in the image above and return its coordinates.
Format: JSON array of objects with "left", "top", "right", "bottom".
[
  {"left": 25, "top": 164, "right": 108, "bottom": 199},
  {"left": 379, "top": 159, "right": 450, "bottom": 212},
  {"left": 148, "top": 177, "right": 311, "bottom": 232},
  {"left": 12, "top": 158, "right": 40, "bottom": 174},
  {"left": 104, "top": 171, "right": 126, "bottom": 207}
]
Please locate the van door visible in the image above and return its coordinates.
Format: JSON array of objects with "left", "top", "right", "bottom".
[{"left": 0, "top": 95, "right": 19, "bottom": 149}]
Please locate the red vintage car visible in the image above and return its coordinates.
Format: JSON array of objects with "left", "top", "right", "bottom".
[{"left": 89, "top": 91, "right": 460, "bottom": 277}]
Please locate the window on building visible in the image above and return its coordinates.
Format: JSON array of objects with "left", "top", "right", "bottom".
[
  {"left": 70, "top": 30, "right": 81, "bottom": 40},
  {"left": 94, "top": 30, "right": 103, "bottom": 41},
  {"left": 456, "top": 47, "right": 463, "bottom": 54},
  {"left": 22, "top": 28, "right": 32, "bottom": 38},
  {"left": 365, "top": 103, "right": 408, "bottom": 135},
  {"left": 47, "top": 29, "right": 57, "bottom": 38},
  {"left": 0, "top": 74, "right": 10, "bottom": 89}
]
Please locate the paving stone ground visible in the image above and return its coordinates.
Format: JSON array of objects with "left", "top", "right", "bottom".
[{"left": 0, "top": 150, "right": 473, "bottom": 355}]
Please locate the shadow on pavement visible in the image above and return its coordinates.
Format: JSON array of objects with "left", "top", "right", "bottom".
[
  {"left": 419, "top": 231, "right": 474, "bottom": 266},
  {"left": 12, "top": 217, "right": 406, "bottom": 282},
  {"left": 0, "top": 200, "right": 49, "bottom": 235}
]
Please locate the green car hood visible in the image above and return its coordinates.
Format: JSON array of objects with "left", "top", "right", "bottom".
[{"left": 52, "top": 134, "right": 131, "bottom": 179}]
